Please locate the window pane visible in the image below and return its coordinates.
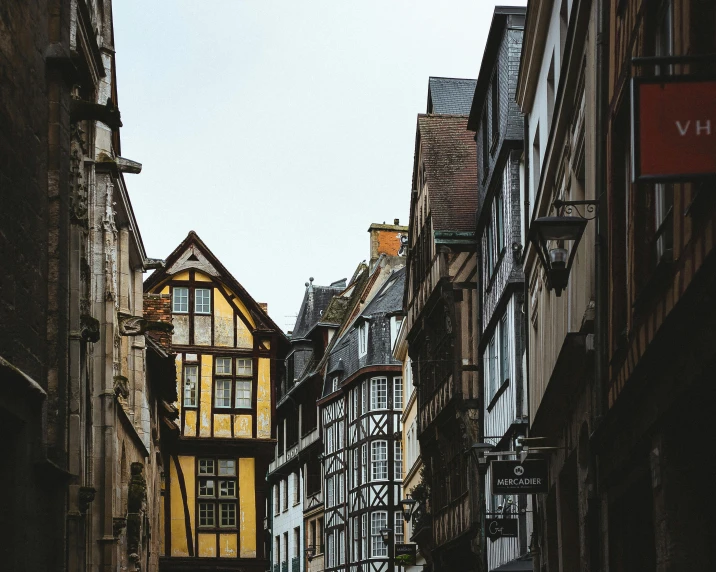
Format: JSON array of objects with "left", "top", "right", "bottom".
[
  {"left": 235, "top": 380, "right": 252, "bottom": 408},
  {"left": 199, "top": 478, "right": 215, "bottom": 497},
  {"left": 173, "top": 287, "right": 188, "bottom": 313},
  {"left": 199, "top": 502, "right": 215, "bottom": 527},
  {"left": 371, "top": 511, "right": 388, "bottom": 557},
  {"left": 371, "top": 378, "right": 387, "bottom": 410},
  {"left": 184, "top": 365, "right": 198, "bottom": 407},
  {"left": 371, "top": 441, "right": 388, "bottom": 481},
  {"left": 236, "top": 358, "right": 252, "bottom": 376},
  {"left": 220, "top": 503, "right": 236, "bottom": 527},
  {"left": 199, "top": 459, "right": 215, "bottom": 475},
  {"left": 195, "top": 288, "right": 211, "bottom": 314},
  {"left": 393, "top": 377, "right": 403, "bottom": 409},
  {"left": 394, "top": 441, "right": 403, "bottom": 480},
  {"left": 216, "top": 357, "right": 232, "bottom": 375},
  {"left": 219, "top": 480, "right": 236, "bottom": 497},
  {"left": 215, "top": 379, "right": 231, "bottom": 408},
  {"left": 218, "top": 459, "right": 236, "bottom": 476}
]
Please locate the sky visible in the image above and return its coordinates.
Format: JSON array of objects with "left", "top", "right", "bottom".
[{"left": 113, "top": 0, "right": 527, "bottom": 333}]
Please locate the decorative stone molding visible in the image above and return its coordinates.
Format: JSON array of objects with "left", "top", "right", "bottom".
[
  {"left": 113, "top": 516, "right": 127, "bottom": 537},
  {"left": 118, "top": 313, "right": 174, "bottom": 337},
  {"left": 78, "top": 486, "right": 96, "bottom": 514},
  {"left": 114, "top": 375, "right": 129, "bottom": 400},
  {"left": 80, "top": 314, "right": 100, "bottom": 343}
]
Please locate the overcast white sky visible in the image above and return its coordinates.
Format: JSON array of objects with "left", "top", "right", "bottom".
[{"left": 113, "top": 0, "right": 526, "bottom": 332}]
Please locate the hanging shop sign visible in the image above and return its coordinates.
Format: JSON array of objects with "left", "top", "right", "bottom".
[
  {"left": 631, "top": 76, "right": 716, "bottom": 182},
  {"left": 395, "top": 543, "right": 417, "bottom": 564},
  {"left": 486, "top": 518, "right": 519, "bottom": 542},
  {"left": 491, "top": 459, "right": 548, "bottom": 494}
]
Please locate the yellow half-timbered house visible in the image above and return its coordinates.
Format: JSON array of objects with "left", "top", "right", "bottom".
[{"left": 145, "top": 231, "right": 287, "bottom": 572}]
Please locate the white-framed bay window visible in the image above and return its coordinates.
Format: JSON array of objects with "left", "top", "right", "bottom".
[
  {"left": 371, "top": 377, "right": 388, "bottom": 410},
  {"left": 371, "top": 511, "right": 388, "bottom": 557},
  {"left": 371, "top": 440, "right": 388, "bottom": 481}
]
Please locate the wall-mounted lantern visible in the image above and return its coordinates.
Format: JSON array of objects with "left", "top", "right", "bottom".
[
  {"left": 527, "top": 200, "right": 598, "bottom": 296},
  {"left": 380, "top": 527, "right": 393, "bottom": 545},
  {"left": 400, "top": 498, "right": 417, "bottom": 523}
]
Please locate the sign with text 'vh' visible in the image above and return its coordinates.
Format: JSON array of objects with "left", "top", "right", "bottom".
[
  {"left": 631, "top": 77, "right": 716, "bottom": 182},
  {"left": 491, "top": 459, "right": 548, "bottom": 494}
]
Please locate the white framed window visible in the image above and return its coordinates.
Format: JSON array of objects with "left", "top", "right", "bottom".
[
  {"left": 371, "top": 377, "right": 388, "bottom": 410},
  {"left": 395, "top": 512, "right": 404, "bottom": 545},
  {"left": 195, "top": 288, "right": 211, "bottom": 314},
  {"left": 358, "top": 321, "right": 369, "bottom": 357},
  {"left": 362, "top": 380, "right": 368, "bottom": 414},
  {"left": 405, "top": 357, "right": 413, "bottom": 400},
  {"left": 198, "top": 502, "right": 215, "bottom": 527},
  {"left": 353, "top": 448, "right": 359, "bottom": 487},
  {"left": 394, "top": 441, "right": 403, "bottom": 480},
  {"left": 371, "top": 440, "right": 388, "bottom": 481},
  {"left": 216, "top": 357, "right": 232, "bottom": 375},
  {"left": 218, "top": 459, "right": 235, "bottom": 475},
  {"left": 220, "top": 502, "right": 236, "bottom": 527},
  {"left": 371, "top": 511, "right": 388, "bottom": 557},
  {"left": 361, "top": 443, "right": 368, "bottom": 484},
  {"left": 199, "top": 458, "right": 215, "bottom": 474},
  {"left": 215, "top": 379, "right": 231, "bottom": 408},
  {"left": 332, "top": 376, "right": 339, "bottom": 392},
  {"left": 274, "top": 485, "right": 280, "bottom": 515},
  {"left": 338, "top": 472, "right": 344, "bottom": 503},
  {"left": 390, "top": 316, "right": 403, "bottom": 349},
  {"left": 339, "top": 528, "right": 345, "bottom": 564},
  {"left": 393, "top": 376, "right": 403, "bottom": 409},
  {"left": 235, "top": 380, "right": 251, "bottom": 408},
  {"left": 173, "top": 287, "right": 189, "bottom": 313},
  {"left": 327, "top": 476, "right": 334, "bottom": 508},
  {"left": 183, "top": 365, "right": 198, "bottom": 407},
  {"left": 499, "top": 314, "right": 509, "bottom": 386},
  {"left": 362, "top": 512, "right": 368, "bottom": 559},
  {"left": 292, "top": 472, "right": 299, "bottom": 505},
  {"left": 327, "top": 532, "right": 335, "bottom": 568},
  {"left": 485, "top": 313, "right": 510, "bottom": 404},
  {"left": 236, "top": 358, "right": 252, "bottom": 376}
]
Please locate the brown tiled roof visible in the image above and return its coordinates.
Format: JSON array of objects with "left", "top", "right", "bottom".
[{"left": 416, "top": 114, "right": 478, "bottom": 232}]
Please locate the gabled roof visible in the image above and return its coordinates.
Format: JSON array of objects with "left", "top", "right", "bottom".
[
  {"left": 291, "top": 280, "right": 346, "bottom": 340},
  {"left": 414, "top": 114, "right": 478, "bottom": 232},
  {"left": 143, "top": 231, "right": 287, "bottom": 337},
  {"left": 427, "top": 77, "right": 478, "bottom": 115}
]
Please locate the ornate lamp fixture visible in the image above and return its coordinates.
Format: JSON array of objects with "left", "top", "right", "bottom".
[
  {"left": 379, "top": 527, "right": 393, "bottom": 545},
  {"left": 527, "top": 199, "right": 599, "bottom": 296},
  {"left": 305, "top": 545, "right": 316, "bottom": 562},
  {"left": 400, "top": 498, "right": 417, "bottom": 523}
]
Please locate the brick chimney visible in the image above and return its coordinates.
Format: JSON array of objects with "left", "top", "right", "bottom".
[
  {"left": 143, "top": 293, "right": 172, "bottom": 350},
  {"left": 368, "top": 219, "right": 409, "bottom": 267}
]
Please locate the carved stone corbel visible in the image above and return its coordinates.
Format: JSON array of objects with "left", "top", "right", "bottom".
[
  {"left": 118, "top": 313, "right": 174, "bottom": 336},
  {"left": 114, "top": 376, "right": 129, "bottom": 400},
  {"left": 78, "top": 486, "right": 96, "bottom": 514},
  {"left": 80, "top": 314, "right": 100, "bottom": 343}
]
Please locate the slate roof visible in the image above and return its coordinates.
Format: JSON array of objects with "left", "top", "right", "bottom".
[
  {"left": 291, "top": 281, "right": 345, "bottom": 339},
  {"left": 416, "top": 114, "right": 478, "bottom": 232},
  {"left": 428, "top": 77, "right": 478, "bottom": 115},
  {"left": 323, "top": 268, "right": 406, "bottom": 397}
]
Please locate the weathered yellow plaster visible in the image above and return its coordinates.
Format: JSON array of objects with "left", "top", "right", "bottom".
[
  {"left": 236, "top": 318, "right": 253, "bottom": 349},
  {"left": 220, "top": 533, "right": 238, "bottom": 558},
  {"left": 213, "top": 289, "right": 234, "bottom": 347},
  {"left": 172, "top": 315, "right": 189, "bottom": 345},
  {"left": 194, "top": 315, "right": 211, "bottom": 345},
  {"left": 195, "top": 271, "right": 212, "bottom": 282},
  {"left": 225, "top": 288, "right": 255, "bottom": 328},
  {"left": 173, "top": 271, "right": 190, "bottom": 281},
  {"left": 160, "top": 493, "right": 166, "bottom": 555},
  {"left": 256, "top": 358, "right": 271, "bottom": 438},
  {"left": 234, "top": 415, "right": 252, "bottom": 438},
  {"left": 200, "top": 356, "right": 212, "bottom": 437},
  {"left": 184, "top": 410, "right": 197, "bottom": 437},
  {"left": 161, "top": 285, "right": 170, "bottom": 295},
  {"left": 214, "top": 414, "right": 232, "bottom": 438},
  {"left": 262, "top": 339, "right": 271, "bottom": 350},
  {"left": 169, "top": 461, "right": 188, "bottom": 556},
  {"left": 198, "top": 533, "right": 216, "bottom": 557},
  {"left": 239, "top": 457, "right": 257, "bottom": 558}
]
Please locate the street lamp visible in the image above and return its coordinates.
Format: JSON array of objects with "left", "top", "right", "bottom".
[
  {"left": 527, "top": 200, "right": 598, "bottom": 296},
  {"left": 400, "top": 498, "right": 417, "bottom": 523},
  {"left": 305, "top": 545, "right": 316, "bottom": 563},
  {"left": 380, "top": 527, "right": 393, "bottom": 545}
]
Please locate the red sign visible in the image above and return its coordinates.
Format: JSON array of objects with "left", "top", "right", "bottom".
[{"left": 632, "top": 77, "right": 716, "bottom": 182}]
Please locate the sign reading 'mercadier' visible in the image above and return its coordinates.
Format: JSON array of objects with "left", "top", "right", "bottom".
[
  {"left": 491, "top": 459, "right": 548, "bottom": 494},
  {"left": 632, "top": 77, "right": 716, "bottom": 182}
]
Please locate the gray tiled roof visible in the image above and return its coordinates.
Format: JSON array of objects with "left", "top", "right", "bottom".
[
  {"left": 428, "top": 77, "right": 477, "bottom": 115},
  {"left": 291, "top": 282, "right": 345, "bottom": 339}
]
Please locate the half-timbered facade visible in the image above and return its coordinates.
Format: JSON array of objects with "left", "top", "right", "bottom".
[
  {"left": 404, "top": 106, "right": 480, "bottom": 568},
  {"left": 320, "top": 260, "right": 406, "bottom": 572},
  {"left": 268, "top": 277, "right": 347, "bottom": 572},
  {"left": 469, "top": 8, "right": 531, "bottom": 571},
  {"left": 145, "top": 232, "right": 287, "bottom": 572}
]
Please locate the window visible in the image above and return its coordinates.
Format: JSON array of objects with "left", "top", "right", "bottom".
[
  {"left": 173, "top": 287, "right": 189, "bottom": 313},
  {"left": 486, "top": 337, "right": 497, "bottom": 402},
  {"left": 394, "top": 441, "right": 403, "bottom": 480},
  {"left": 197, "top": 458, "right": 237, "bottom": 528},
  {"left": 371, "top": 441, "right": 388, "bottom": 481},
  {"left": 275, "top": 536, "right": 281, "bottom": 564},
  {"left": 371, "top": 511, "right": 388, "bottom": 557},
  {"left": 491, "top": 71, "right": 499, "bottom": 146},
  {"left": 327, "top": 532, "right": 335, "bottom": 568},
  {"left": 495, "top": 190, "right": 505, "bottom": 254},
  {"left": 292, "top": 472, "right": 299, "bottom": 505},
  {"left": 390, "top": 316, "right": 403, "bottom": 349},
  {"left": 362, "top": 380, "right": 368, "bottom": 414},
  {"left": 282, "top": 477, "right": 288, "bottom": 511},
  {"left": 327, "top": 476, "right": 334, "bottom": 508},
  {"left": 183, "top": 365, "right": 198, "bottom": 407},
  {"left": 395, "top": 512, "right": 404, "bottom": 545},
  {"left": 371, "top": 377, "right": 388, "bottom": 410},
  {"left": 361, "top": 443, "right": 367, "bottom": 484},
  {"left": 486, "top": 315, "right": 510, "bottom": 404},
  {"left": 358, "top": 321, "right": 369, "bottom": 357},
  {"left": 236, "top": 358, "right": 252, "bottom": 376},
  {"left": 499, "top": 315, "right": 509, "bottom": 386},
  {"left": 235, "top": 380, "right": 251, "bottom": 408},
  {"left": 339, "top": 528, "right": 345, "bottom": 564},
  {"left": 274, "top": 485, "right": 280, "bottom": 515},
  {"left": 216, "top": 358, "right": 231, "bottom": 374},
  {"left": 215, "top": 379, "right": 231, "bottom": 408},
  {"left": 362, "top": 513, "right": 368, "bottom": 559},
  {"left": 393, "top": 376, "right": 403, "bottom": 409},
  {"left": 405, "top": 357, "right": 413, "bottom": 400},
  {"left": 485, "top": 221, "right": 495, "bottom": 282},
  {"left": 332, "top": 376, "right": 339, "bottom": 392},
  {"left": 195, "top": 288, "right": 211, "bottom": 314},
  {"left": 482, "top": 112, "right": 489, "bottom": 175}
]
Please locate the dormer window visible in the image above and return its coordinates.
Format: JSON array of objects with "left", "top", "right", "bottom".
[
  {"left": 332, "top": 377, "right": 339, "bottom": 392},
  {"left": 173, "top": 287, "right": 189, "bottom": 313},
  {"left": 358, "top": 321, "right": 369, "bottom": 357}
]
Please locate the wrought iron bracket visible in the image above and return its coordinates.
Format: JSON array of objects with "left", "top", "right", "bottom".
[{"left": 552, "top": 199, "right": 600, "bottom": 220}]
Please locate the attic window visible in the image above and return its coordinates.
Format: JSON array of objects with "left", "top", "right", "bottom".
[
  {"left": 358, "top": 322, "right": 369, "bottom": 357},
  {"left": 173, "top": 287, "right": 189, "bottom": 313}
]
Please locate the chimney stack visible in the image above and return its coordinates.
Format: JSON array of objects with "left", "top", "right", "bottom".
[{"left": 367, "top": 220, "right": 409, "bottom": 268}]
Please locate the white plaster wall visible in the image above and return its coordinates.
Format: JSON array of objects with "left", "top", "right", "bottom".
[{"left": 272, "top": 471, "right": 305, "bottom": 568}]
